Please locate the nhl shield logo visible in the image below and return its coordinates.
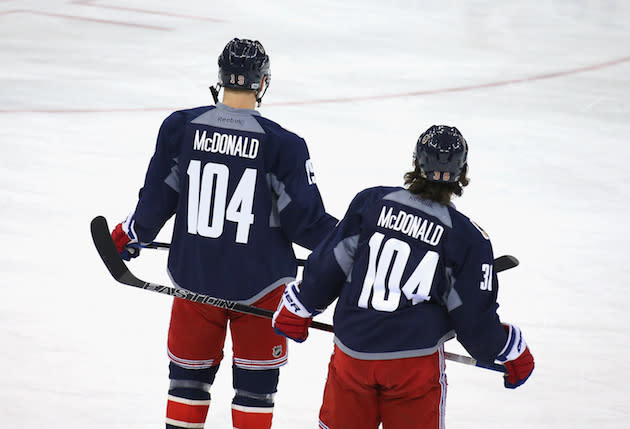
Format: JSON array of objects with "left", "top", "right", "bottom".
[{"left": 272, "top": 345, "right": 283, "bottom": 358}]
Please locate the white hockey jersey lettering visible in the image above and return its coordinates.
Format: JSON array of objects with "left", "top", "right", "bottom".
[
  {"left": 377, "top": 206, "right": 394, "bottom": 228},
  {"left": 193, "top": 129, "right": 259, "bottom": 159},
  {"left": 193, "top": 129, "right": 211, "bottom": 151},
  {"left": 376, "top": 206, "right": 444, "bottom": 246}
]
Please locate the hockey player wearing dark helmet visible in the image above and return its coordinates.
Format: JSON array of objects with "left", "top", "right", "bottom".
[
  {"left": 405, "top": 124, "right": 470, "bottom": 205},
  {"left": 110, "top": 37, "right": 336, "bottom": 429},
  {"left": 210, "top": 38, "right": 271, "bottom": 106},
  {"left": 273, "top": 124, "right": 535, "bottom": 428}
]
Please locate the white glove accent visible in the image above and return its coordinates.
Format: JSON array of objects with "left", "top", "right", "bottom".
[
  {"left": 496, "top": 323, "right": 527, "bottom": 363},
  {"left": 277, "top": 281, "right": 312, "bottom": 318},
  {"left": 122, "top": 210, "right": 139, "bottom": 241}
]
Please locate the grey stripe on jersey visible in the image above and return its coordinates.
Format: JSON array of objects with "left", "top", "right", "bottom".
[
  {"left": 191, "top": 103, "right": 265, "bottom": 133},
  {"left": 266, "top": 173, "right": 291, "bottom": 212},
  {"left": 168, "top": 268, "right": 294, "bottom": 305},
  {"left": 333, "top": 234, "right": 359, "bottom": 277},
  {"left": 266, "top": 173, "right": 281, "bottom": 227},
  {"left": 444, "top": 267, "right": 463, "bottom": 311},
  {"left": 164, "top": 158, "right": 181, "bottom": 192},
  {"left": 240, "top": 277, "right": 294, "bottom": 305},
  {"left": 266, "top": 172, "right": 292, "bottom": 228},
  {"left": 333, "top": 330, "right": 455, "bottom": 360},
  {"left": 383, "top": 189, "right": 453, "bottom": 228}
]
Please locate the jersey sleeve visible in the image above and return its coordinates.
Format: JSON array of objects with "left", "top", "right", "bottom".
[
  {"left": 445, "top": 228, "right": 508, "bottom": 363},
  {"left": 268, "top": 135, "right": 337, "bottom": 250},
  {"left": 297, "top": 190, "right": 369, "bottom": 313},
  {"left": 132, "top": 112, "right": 183, "bottom": 242}
]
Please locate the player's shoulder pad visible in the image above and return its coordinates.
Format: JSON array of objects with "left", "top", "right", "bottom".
[
  {"left": 157, "top": 107, "right": 213, "bottom": 149},
  {"left": 354, "top": 186, "right": 400, "bottom": 204},
  {"left": 469, "top": 219, "right": 490, "bottom": 240},
  {"left": 254, "top": 115, "right": 306, "bottom": 143},
  {"left": 345, "top": 186, "right": 401, "bottom": 214},
  {"left": 447, "top": 206, "right": 491, "bottom": 241},
  {"left": 162, "top": 105, "right": 215, "bottom": 127}
]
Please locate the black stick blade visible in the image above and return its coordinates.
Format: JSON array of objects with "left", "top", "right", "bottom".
[
  {"left": 90, "top": 216, "right": 142, "bottom": 287},
  {"left": 495, "top": 255, "right": 519, "bottom": 273}
]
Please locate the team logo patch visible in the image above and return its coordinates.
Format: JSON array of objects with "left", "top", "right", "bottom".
[{"left": 272, "top": 345, "right": 283, "bottom": 358}]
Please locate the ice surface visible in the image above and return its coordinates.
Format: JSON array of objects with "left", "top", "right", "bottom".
[{"left": 1, "top": 0, "right": 629, "bottom": 427}]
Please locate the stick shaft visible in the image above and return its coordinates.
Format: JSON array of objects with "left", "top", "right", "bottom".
[{"left": 91, "top": 215, "right": 505, "bottom": 373}]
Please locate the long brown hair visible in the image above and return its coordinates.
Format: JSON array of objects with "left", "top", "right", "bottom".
[{"left": 403, "top": 163, "right": 470, "bottom": 205}]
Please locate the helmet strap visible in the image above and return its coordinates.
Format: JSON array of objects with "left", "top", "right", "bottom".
[
  {"left": 209, "top": 84, "right": 221, "bottom": 104},
  {"left": 255, "top": 77, "right": 270, "bottom": 107}
]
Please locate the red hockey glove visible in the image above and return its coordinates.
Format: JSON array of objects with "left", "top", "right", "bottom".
[
  {"left": 111, "top": 214, "right": 141, "bottom": 261},
  {"left": 272, "top": 281, "right": 313, "bottom": 343},
  {"left": 497, "top": 323, "right": 535, "bottom": 389}
]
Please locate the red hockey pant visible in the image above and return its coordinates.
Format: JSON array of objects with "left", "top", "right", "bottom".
[
  {"left": 167, "top": 287, "right": 288, "bottom": 370},
  {"left": 318, "top": 345, "right": 447, "bottom": 429},
  {"left": 166, "top": 287, "right": 287, "bottom": 429}
]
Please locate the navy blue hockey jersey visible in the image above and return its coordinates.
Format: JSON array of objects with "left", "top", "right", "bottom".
[
  {"left": 298, "top": 186, "right": 508, "bottom": 364},
  {"left": 130, "top": 103, "right": 337, "bottom": 303}
]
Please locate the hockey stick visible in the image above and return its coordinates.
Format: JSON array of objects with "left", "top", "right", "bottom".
[
  {"left": 144, "top": 242, "right": 519, "bottom": 273},
  {"left": 91, "top": 215, "right": 507, "bottom": 373},
  {"left": 145, "top": 241, "right": 308, "bottom": 267},
  {"left": 90, "top": 216, "right": 331, "bottom": 330}
]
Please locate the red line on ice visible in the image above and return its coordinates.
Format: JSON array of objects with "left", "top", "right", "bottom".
[
  {"left": 268, "top": 56, "right": 630, "bottom": 106},
  {"left": 1, "top": 56, "right": 628, "bottom": 114},
  {"left": 0, "top": 9, "right": 171, "bottom": 30},
  {"left": 72, "top": 0, "right": 228, "bottom": 23}
]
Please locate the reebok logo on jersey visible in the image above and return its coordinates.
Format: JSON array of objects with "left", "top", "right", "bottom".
[{"left": 216, "top": 115, "right": 244, "bottom": 126}]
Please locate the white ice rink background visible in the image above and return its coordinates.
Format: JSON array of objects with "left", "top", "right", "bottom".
[{"left": 1, "top": 0, "right": 629, "bottom": 427}]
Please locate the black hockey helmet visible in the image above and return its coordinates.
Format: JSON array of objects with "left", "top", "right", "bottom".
[
  {"left": 414, "top": 125, "right": 468, "bottom": 183},
  {"left": 214, "top": 38, "right": 270, "bottom": 102}
]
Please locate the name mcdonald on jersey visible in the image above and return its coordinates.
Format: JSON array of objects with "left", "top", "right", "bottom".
[
  {"left": 193, "top": 129, "right": 259, "bottom": 159},
  {"left": 377, "top": 206, "right": 444, "bottom": 246}
]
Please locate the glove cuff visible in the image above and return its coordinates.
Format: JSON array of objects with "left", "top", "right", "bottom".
[
  {"left": 281, "top": 281, "right": 313, "bottom": 318},
  {"left": 122, "top": 210, "right": 139, "bottom": 242},
  {"left": 496, "top": 323, "right": 527, "bottom": 363}
]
